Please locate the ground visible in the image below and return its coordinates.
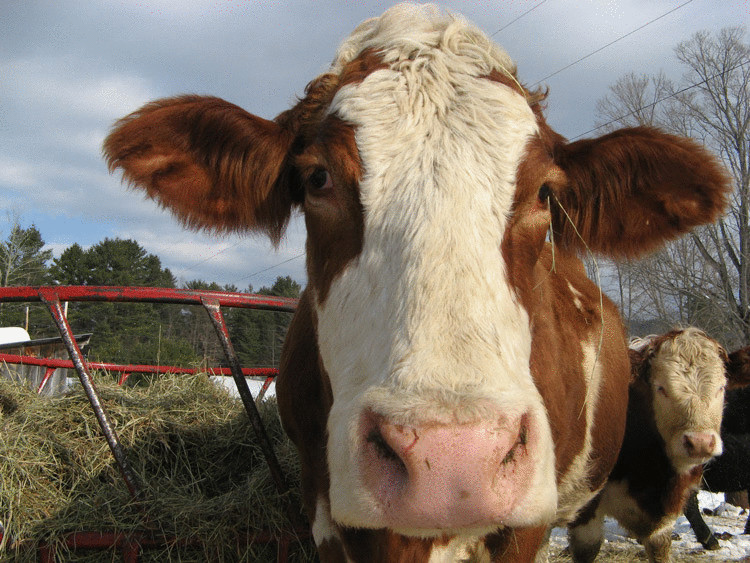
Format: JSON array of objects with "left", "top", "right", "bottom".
[{"left": 548, "top": 492, "right": 750, "bottom": 561}]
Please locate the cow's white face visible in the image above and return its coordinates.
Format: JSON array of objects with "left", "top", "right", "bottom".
[
  {"left": 648, "top": 329, "right": 727, "bottom": 473},
  {"left": 311, "top": 6, "right": 557, "bottom": 535}
]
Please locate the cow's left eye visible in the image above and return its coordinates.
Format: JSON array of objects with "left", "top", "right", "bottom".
[
  {"left": 308, "top": 168, "right": 332, "bottom": 192},
  {"left": 538, "top": 183, "right": 550, "bottom": 204}
]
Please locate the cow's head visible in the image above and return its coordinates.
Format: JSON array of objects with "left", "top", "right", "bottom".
[
  {"left": 105, "top": 4, "right": 729, "bottom": 538},
  {"left": 629, "top": 328, "right": 738, "bottom": 473}
]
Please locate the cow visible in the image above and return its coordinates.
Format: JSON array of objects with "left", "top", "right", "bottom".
[
  {"left": 684, "top": 366, "right": 750, "bottom": 549},
  {"left": 567, "top": 329, "right": 744, "bottom": 563},
  {"left": 103, "top": 5, "right": 730, "bottom": 561}
]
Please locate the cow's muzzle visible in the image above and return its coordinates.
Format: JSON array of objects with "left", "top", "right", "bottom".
[{"left": 358, "top": 408, "right": 535, "bottom": 532}]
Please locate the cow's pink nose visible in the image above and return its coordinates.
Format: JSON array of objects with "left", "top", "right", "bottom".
[
  {"left": 683, "top": 432, "right": 718, "bottom": 459},
  {"left": 359, "top": 410, "right": 534, "bottom": 531}
]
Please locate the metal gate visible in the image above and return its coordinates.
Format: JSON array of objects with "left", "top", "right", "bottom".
[{"left": 0, "top": 285, "right": 309, "bottom": 562}]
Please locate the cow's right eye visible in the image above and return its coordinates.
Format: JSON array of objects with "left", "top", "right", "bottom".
[{"left": 308, "top": 168, "right": 332, "bottom": 192}]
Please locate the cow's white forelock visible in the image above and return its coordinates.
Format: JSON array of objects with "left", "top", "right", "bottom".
[{"left": 312, "top": 4, "right": 557, "bottom": 531}]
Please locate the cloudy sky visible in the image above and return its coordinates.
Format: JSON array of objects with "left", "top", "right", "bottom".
[{"left": 2, "top": 0, "right": 747, "bottom": 289}]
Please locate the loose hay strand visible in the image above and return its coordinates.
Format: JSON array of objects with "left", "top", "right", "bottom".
[
  {"left": 550, "top": 193, "right": 606, "bottom": 419},
  {"left": 0, "top": 373, "right": 313, "bottom": 562}
]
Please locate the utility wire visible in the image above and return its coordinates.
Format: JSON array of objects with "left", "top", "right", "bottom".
[
  {"left": 531, "top": 0, "right": 694, "bottom": 87},
  {"left": 570, "top": 59, "right": 750, "bottom": 141},
  {"left": 490, "top": 0, "right": 549, "bottom": 38},
  {"left": 233, "top": 252, "right": 305, "bottom": 285},
  {"left": 173, "top": 241, "right": 240, "bottom": 279}
]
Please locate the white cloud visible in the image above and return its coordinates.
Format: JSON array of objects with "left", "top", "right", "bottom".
[
  {"left": 3, "top": 57, "right": 154, "bottom": 123},
  {"left": 0, "top": 158, "right": 38, "bottom": 189},
  {"left": 113, "top": 214, "right": 308, "bottom": 288}
]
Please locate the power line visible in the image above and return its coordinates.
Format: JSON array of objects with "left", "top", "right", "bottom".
[
  {"left": 173, "top": 241, "right": 240, "bottom": 279},
  {"left": 490, "top": 0, "right": 549, "bottom": 38},
  {"left": 233, "top": 252, "right": 305, "bottom": 285},
  {"left": 531, "top": 0, "right": 694, "bottom": 87},
  {"left": 570, "top": 59, "right": 750, "bottom": 141}
]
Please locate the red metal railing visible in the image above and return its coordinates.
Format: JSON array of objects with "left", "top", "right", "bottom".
[
  {"left": 0, "top": 352, "right": 279, "bottom": 398},
  {"left": 0, "top": 286, "right": 306, "bottom": 562}
]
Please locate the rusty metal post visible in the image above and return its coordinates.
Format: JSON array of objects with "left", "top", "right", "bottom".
[
  {"left": 201, "top": 297, "right": 290, "bottom": 498},
  {"left": 256, "top": 376, "right": 274, "bottom": 404},
  {"left": 37, "top": 367, "right": 57, "bottom": 393},
  {"left": 39, "top": 289, "right": 142, "bottom": 500}
]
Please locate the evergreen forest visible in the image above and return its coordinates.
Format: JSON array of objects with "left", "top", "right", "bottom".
[{"left": 0, "top": 224, "right": 300, "bottom": 371}]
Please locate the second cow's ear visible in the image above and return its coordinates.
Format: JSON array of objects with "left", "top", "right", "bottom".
[
  {"left": 550, "top": 127, "right": 730, "bottom": 259},
  {"left": 628, "top": 346, "right": 652, "bottom": 383},
  {"left": 104, "top": 95, "right": 297, "bottom": 244},
  {"left": 726, "top": 345, "right": 750, "bottom": 389}
]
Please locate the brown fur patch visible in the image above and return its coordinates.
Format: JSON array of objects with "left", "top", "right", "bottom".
[
  {"left": 727, "top": 345, "right": 750, "bottom": 388},
  {"left": 485, "top": 526, "right": 551, "bottom": 562},
  {"left": 296, "top": 118, "right": 365, "bottom": 304},
  {"left": 338, "top": 529, "right": 437, "bottom": 563},
  {"left": 503, "top": 134, "right": 630, "bottom": 490}
]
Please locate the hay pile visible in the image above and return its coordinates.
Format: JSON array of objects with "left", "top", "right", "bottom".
[{"left": 0, "top": 373, "right": 315, "bottom": 562}]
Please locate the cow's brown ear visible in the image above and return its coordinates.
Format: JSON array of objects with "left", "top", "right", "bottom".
[
  {"left": 725, "top": 345, "right": 750, "bottom": 389},
  {"left": 104, "top": 95, "right": 297, "bottom": 244},
  {"left": 550, "top": 127, "right": 730, "bottom": 258},
  {"left": 628, "top": 346, "right": 651, "bottom": 383}
]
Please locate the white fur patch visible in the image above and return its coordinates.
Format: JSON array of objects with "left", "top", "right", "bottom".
[
  {"left": 311, "top": 495, "right": 339, "bottom": 547},
  {"left": 312, "top": 4, "right": 557, "bottom": 533},
  {"left": 555, "top": 336, "right": 605, "bottom": 524},
  {"left": 597, "top": 479, "right": 675, "bottom": 539},
  {"left": 428, "top": 537, "right": 489, "bottom": 563},
  {"left": 567, "top": 281, "right": 584, "bottom": 312}
]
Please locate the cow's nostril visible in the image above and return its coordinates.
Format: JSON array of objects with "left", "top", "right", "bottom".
[
  {"left": 683, "top": 432, "right": 718, "bottom": 458},
  {"left": 683, "top": 434, "right": 695, "bottom": 454},
  {"left": 502, "top": 415, "right": 530, "bottom": 465},
  {"left": 367, "top": 428, "right": 402, "bottom": 464}
]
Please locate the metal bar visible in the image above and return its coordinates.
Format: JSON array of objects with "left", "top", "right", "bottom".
[
  {"left": 37, "top": 367, "right": 57, "bottom": 393},
  {"left": 0, "top": 352, "right": 278, "bottom": 379},
  {"left": 0, "top": 285, "right": 297, "bottom": 312},
  {"left": 32, "top": 528, "right": 312, "bottom": 557},
  {"left": 38, "top": 289, "right": 142, "bottom": 500},
  {"left": 277, "top": 535, "right": 291, "bottom": 563},
  {"left": 201, "top": 297, "right": 289, "bottom": 498},
  {"left": 123, "top": 541, "right": 140, "bottom": 563},
  {"left": 257, "top": 375, "right": 275, "bottom": 403}
]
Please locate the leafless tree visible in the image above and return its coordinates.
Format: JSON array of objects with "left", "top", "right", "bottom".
[{"left": 591, "top": 27, "right": 750, "bottom": 347}]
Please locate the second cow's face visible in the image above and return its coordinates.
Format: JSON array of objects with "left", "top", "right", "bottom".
[{"left": 648, "top": 329, "right": 727, "bottom": 473}]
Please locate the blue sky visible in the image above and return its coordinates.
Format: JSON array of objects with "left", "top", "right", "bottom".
[{"left": 1, "top": 0, "right": 747, "bottom": 289}]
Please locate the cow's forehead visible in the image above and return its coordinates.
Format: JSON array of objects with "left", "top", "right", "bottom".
[
  {"left": 651, "top": 330, "right": 727, "bottom": 393},
  {"left": 330, "top": 4, "right": 520, "bottom": 87},
  {"left": 298, "top": 3, "right": 542, "bottom": 309},
  {"left": 323, "top": 3, "right": 539, "bottom": 216}
]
